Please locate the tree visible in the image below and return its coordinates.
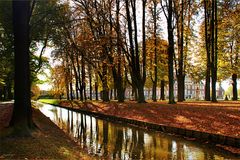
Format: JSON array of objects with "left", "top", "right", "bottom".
[
  {"left": 125, "top": 0, "right": 147, "bottom": 103},
  {"left": 174, "top": 0, "right": 185, "bottom": 102},
  {"left": 147, "top": 0, "right": 160, "bottom": 101},
  {"left": 211, "top": 0, "right": 218, "bottom": 102},
  {"left": 10, "top": 0, "right": 33, "bottom": 135},
  {"left": 50, "top": 65, "right": 66, "bottom": 99},
  {"left": 161, "top": 0, "right": 175, "bottom": 104},
  {"left": 218, "top": 0, "right": 239, "bottom": 100},
  {"left": 0, "top": 0, "right": 60, "bottom": 102},
  {"left": 203, "top": 0, "right": 218, "bottom": 102}
]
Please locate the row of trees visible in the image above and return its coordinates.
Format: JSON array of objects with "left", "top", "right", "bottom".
[
  {"left": 0, "top": 0, "right": 238, "bottom": 135},
  {"left": 0, "top": 0, "right": 239, "bottom": 105},
  {"left": 49, "top": 0, "right": 239, "bottom": 103}
]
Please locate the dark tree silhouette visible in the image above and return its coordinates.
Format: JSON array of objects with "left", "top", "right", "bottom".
[
  {"left": 10, "top": 0, "right": 33, "bottom": 136},
  {"left": 161, "top": 0, "right": 175, "bottom": 104}
]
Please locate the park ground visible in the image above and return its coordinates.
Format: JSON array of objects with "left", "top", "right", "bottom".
[
  {"left": 0, "top": 100, "right": 240, "bottom": 158},
  {"left": 0, "top": 103, "right": 95, "bottom": 160}
]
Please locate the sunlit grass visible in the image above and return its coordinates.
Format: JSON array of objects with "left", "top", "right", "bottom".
[{"left": 38, "top": 99, "right": 60, "bottom": 105}]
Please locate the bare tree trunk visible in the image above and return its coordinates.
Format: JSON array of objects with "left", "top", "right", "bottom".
[
  {"left": 125, "top": 0, "right": 146, "bottom": 103},
  {"left": 211, "top": 0, "right": 217, "bottom": 102},
  {"left": 88, "top": 65, "right": 92, "bottom": 100},
  {"left": 176, "top": 0, "right": 185, "bottom": 102},
  {"left": 152, "top": 0, "right": 158, "bottom": 102},
  {"left": 101, "top": 63, "right": 109, "bottom": 102},
  {"left": 232, "top": 74, "right": 238, "bottom": 100},
  {"left": 10, "top": 0, "right": 33, "bottom": 136},
  {"left": 160, "top": 80, "right": 165, "bottom": 100},
  {"left": 95, "top": 81, "right": 99, "bottom": 100},
  {"left": 82, "top": 57, "right": 86, "bottom": 101},
  {"left": 167, "top": 0, "right": 175, "bottom": 104},
  {"left": 204, "top": 0, "right": 211, "bottom": 101},
  {"left": 211, "top": 0, "right": 218, "bottom": 102}
]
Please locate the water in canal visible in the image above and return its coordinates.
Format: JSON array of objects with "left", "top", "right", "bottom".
[{"left": 38, "top": 103, "right": 239, "bottom": 160}]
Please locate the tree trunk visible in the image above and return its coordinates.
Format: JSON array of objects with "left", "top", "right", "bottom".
[
  {"left": 204, "top": 0, "right": 211, "bottom": 101},
  {"left": 167, "top": 0, "right": 175, "bottom": 104},
  {"left": 65, "top": 70, "right": 70, "bottom": 100},
  {"left": 69, "top": 81, "right": 73, "bottom": 100},
  {"left": 10, "top": 0, "right": 33, "bottom": 136},
  {"left": 176, "top": 0, "right": 185, "bottom": 102},
  {"left": 131, "top": 85, "right": 137, "bottom": 100},
  {"left": 116, "top": 76, "right": 124, "bottom": 102},
  {"left": 137, "top": 84, "right": 145, "bottom": 103},
  {"left": 205, "top": 68, "right": 211, "bottom": 101},
  {"left": 0, "top": 88, "right": 2, "bottom": 101},
  {"left": 110, "top": 89, "right": 113, "bottom": 100},
  {"left": 75, "top": 79, "right": 79, "bottom": 100},
  {"left": 211, "top": 0, "right": 217, "bottom": 102},
  {"left": 152, "top": 0, "right": 158, "bottom": 102},
  {"left": 232, "top": 74, "right": 238, "bottom": 100},
  {"left": 95, "top": 82, "right": 98, "bottom": 100},
  {"left": 116, "top": 0, "right": 124, "bottom": 103},
  {"left": 81, "top": 58, "right": 86, "bottom": 101},
  {"left": 177, "top": 74, "right": 185, "bottom": 102},
  {"left": 101, "top": 63, "right": 109, "bottom": 102},
  {"left": 152, "top": 81, "right": 157, "bottom": 102},
  {"left": 88, "top": 65, "right": 92, "bottom": 100},
  {"left": 125, "top": 0, "right": 146, "bottom": 103},
  {"left": 160, "top": 80, "right": 165, "bottom": 100}
]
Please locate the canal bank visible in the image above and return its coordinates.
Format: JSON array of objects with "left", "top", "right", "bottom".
[
  {"left": 0, "top": 103, "right": 95, "bottom": 160},
  {"left": 37, "top": 101, "right": 239, "bottom": 157}
]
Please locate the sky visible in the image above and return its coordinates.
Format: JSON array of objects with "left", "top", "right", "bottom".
[{"left": 36, "top": 45, "right": 53, "bottom": 91}]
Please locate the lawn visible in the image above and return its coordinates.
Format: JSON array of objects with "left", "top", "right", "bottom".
[{"left": 38, "top": 99, "right": 60, "bottom": 105}]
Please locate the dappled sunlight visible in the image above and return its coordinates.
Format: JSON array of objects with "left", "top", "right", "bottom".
[
  {"left": 226, "top": 114, "right": 240, "bottom": 120},
  {"left": 57, "top": 100, "right": 240, "bottom": 139},
  {"left": 174, "top": 116, "right": 192, "bottom": 124}
]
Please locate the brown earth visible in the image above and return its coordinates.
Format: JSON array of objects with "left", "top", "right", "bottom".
[
  {"left": 60, "top": 100, "right": 240, "bottom": 139},
  {"left": 1, "top": 100, "right": 240, "bottom": 157},
  {"left": 59, "top": 100, "right": 240, "bottom": 154},
  {"left": 0, "top": 103, "right": 94, "bottom": 160}
]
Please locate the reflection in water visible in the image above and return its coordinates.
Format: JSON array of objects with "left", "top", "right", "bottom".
[{"left": 38, "top": 103, "right": 237, "bottom": 160}]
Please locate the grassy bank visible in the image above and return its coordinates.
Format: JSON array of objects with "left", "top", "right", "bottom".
[{"left": 38, "top": 99, "right": 61, "bottom": 105}]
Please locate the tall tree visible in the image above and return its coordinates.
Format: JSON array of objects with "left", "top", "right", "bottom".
[
  {"left": 125, "top": 0, "right": 147, "bottom": 103},
  {"left": 147, "top": 0, "right": 159, "bottom": 101},
  {"left": 161, "top": 0, "right": 175, "bottom": 104},
  {"left": 174, "top": 0, "right": 185, "bottom": 102},
  {"left": 203, "top": 0, "right": 211, "bottom": 101},
  {"left": 10, "top": 0, "right": 33, "bottom": 135},
  {"left": 218, "top": 0, "right": 239, "bottom": 100},
  {"left": 203, "top": 0, "right": 218, "bottom": 102},
  {"left": 211, "top": 0, "right": 218, "bottom": 102}
]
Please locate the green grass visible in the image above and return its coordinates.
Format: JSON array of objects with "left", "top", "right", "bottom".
[{"left": 38, "top": 99, "right": 60, "bottom": 105}]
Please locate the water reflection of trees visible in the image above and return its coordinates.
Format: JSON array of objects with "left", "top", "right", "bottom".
[
  {"left": 112, "top": 127, "right": 123, "bottom": 159},
  {"left": 46, "top": 107, "right": 228, "bottom": 160}
]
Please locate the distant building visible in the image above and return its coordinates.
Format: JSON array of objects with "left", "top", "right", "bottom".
[
  {"left": 84, "top": 76, "right": 225, "bottom": 101},
  {"left": 174, "top": 76, "right": 205, "bottom": 100},
  {"left": 171, "top": 76, "right": 225, "bottom": 100}
]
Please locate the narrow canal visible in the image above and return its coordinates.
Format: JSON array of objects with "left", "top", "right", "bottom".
[{"left": 38, "top": 103, "right": 238, "bottom": 160}]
